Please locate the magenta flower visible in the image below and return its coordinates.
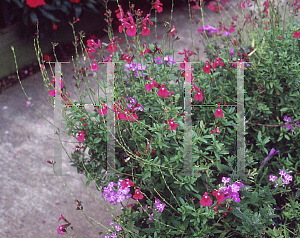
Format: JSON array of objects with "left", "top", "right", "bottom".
[
  {"left": 145, "top": 82, "right": 154, "bottom": 92},
  {"left": 168, "top": 118, "right": 178, "bottom": 131},
  {"left": 269, "top": 175, "right": 277, "bottom": 182},
  {"left": 203, "top": 62, "right": 211, "bottom": 74},
  {"left": 222, "top": 177, "right": 231, "bottom": 184},
  {"left": 107, "top": 41, "right": 117, "bottom": 53},
  {"left": 194, "top": 91, "right": 203, "bottom": 101},
  {"left": 98, "top": 104, "right": 107, "bottom": 115},
  {"left": 212, "top": 190, "right": 225, "bottom": 204},
  {"left": 200, "top": 192, "right": 212, "bottom": 206},
  {"left": 58, "top": 213, "right": 66, "bottom": 222},
  {"left": 90, "top": 59, "right": 99, "bottom": 71},
  {"left": 157, "top": 83, "right": 170, "bottom": 97},
  {"left": 133, "top": 189, "right": 143, "bottom": 200},
  {"left": 214, "top": 105, "right": 223, "bottom": 117},
  {"left": 121, "top": 178, "right": 135, "bottom": 190},
  {"left": 77, "top": 130, "right": 86, "bottom": 142},
  {"left": 57, "top": 224, "right": 66, "bottom": 235}
]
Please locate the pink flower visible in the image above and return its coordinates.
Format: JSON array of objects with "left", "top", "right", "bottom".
[
  {"left": 200, "top": 192, "right": 212, "bottom": 206},
  {"left": 115, "top": 5, "right": 125, "bottom": 20},
  {"left": 203, "top": 62, "right": 211, "bottom": 74},
  {"left": 90, "top": 60, "right": 99, "bottom": 71},
  {"left": 229, "top": 26, "right": 236, "bottom": 32},
  {"left": 140, "top": 44, "right": 151, "bottom": 57},
  {"left": 49, "top": 90, "right": 55, "bottom": 97},
  {"left": 26, "top": 0, "right": 46, "bottom": 8},
  {"left": 214, "top": 105, "right": 223, "bottom": 117},
  {"left": 212, "top": 190, "right": 225, "bottom": 204},
  {"left": 168, "top": 118, "right": 178, "bottom": 131},
  {"left": 121, "top": 54, "right": 131, "bottom": 64},
  {"left": 278, "top": 36, "right": 283, "bottom": 39},
  {"left": 107, "top": 41, "right": 117, "bottom": 53},
  {"left": 77, "top": 130, "right": 86, "bottom": 142},
  {"left": 126, "top": 24, "right": 136, "bottom": 36},
  {"left": 293, "top": 32, "right": 300, "bottom": 38},
  {"left": 194, "top": 91, "right": 203, "bottom": 101},
  {"left": 98, "top": 104, "right": 107, "bottom": 115},
  {"left": 58, "top": 213, "right": 66, "bottom": 222},
  {"left": 154, "top": 0, "right": 163, "bottom": 13},
  {"left": 121, "top": 179, "right": 135, "bottom": 190},
  {"left": 133, "top": 189, "right": 143, "bottom": 200},
  {"left": 141, "top": 25, "right": 151, "bottom": 36},
  {"left": 239, "top": 1, "right": 245, "bottom": 8},
  {"left": 57, "top": 224, "right": 66, "bottom": 235},
  {"left": 157, "top": 83, "right": 170, "bottom": 97},
  {"left": 145, "top": 82, "right": 154, "bottom": 92},
  {"left": 103, "top": 54, "right": 113, "bottom": 62}
]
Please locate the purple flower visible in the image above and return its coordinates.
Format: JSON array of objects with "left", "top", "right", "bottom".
[
  {"left": 222, "top": 177, "right": 231, "bottom": 184},
  {"left": 260, "top": 148, "right": 280, "bottom": 168},
  {"left": 230, "top": 49, "right": 234, "bottom": 57},
  {"left": 269, "top": 175, "right": 277, "bottom": 182},
  {"left": 279, "top": 169, "right": 286, "bottom": 176},
  {"left": 283, "top": 116, "right": 292, "bottom": 122},
  {"left": 283, "top": 174, "right": 293, "bottom": 184},
  {"left": 124, "top": 63, "right": 147, "bottom": 72},
  {"left": 222, "top": 31, "right": 232, "bottom": 36},
  {"left": 164, "top": 55, "right": 176, "bottom": 66},
  {"left": 155, "top": 57, "right": 164, "bottom": 65},
  {"left": 126, "top": 97, "right": 137, "bottom": 105},
  {"left": 198, "top": 25, "right": 218, "bottom": 35},
  {"left": 115, "top": 224, "right": 122, "bottom": 231},
  {"left": 111, "top": 232, "right": 117, "bottom": 238}
]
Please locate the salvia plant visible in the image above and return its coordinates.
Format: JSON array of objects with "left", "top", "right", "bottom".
[{"left": 14, "top": 0, "right": 300, "bottom": 237}]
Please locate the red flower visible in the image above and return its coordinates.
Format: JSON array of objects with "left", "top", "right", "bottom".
[
  {"left": 141, "top": 25, "right": 151, "bottom": 36},
  {"left": 126, "top": 24, "right": 136, "bottom": 36},
  {"left": 229, "top": 26, "right": 235, "bottom": 32},
  {"left": 107, "top": 41, "right": 117, "bottom": 53},
  {"left": 126, "top": 203, "right": 136, "bottom": 210},
  {"left": 214, "top": 105, "right": 223, "bottom": 117},
  {"left": 212, "top": 190, "right": 225, "bottom": 204},
  {"left": 121, "top": 54, "right": 131, "bottom": 64},
  {"left": 26, "top": 0, "right": 46, "bottom": 8},
  {"left": 293, "top": 32, "right": 300, "bottom": 38},
  {"left": 121, "top": 178, "right": 135, "bottom": 190},
  {"left": 58, "top": 213, "right": 66, "bottom": 222},
  {"left": 200, "top": 192, "right": 212, "bottom": 206},
  {"left": 203, "top": 62, "right": 211, "bottom": 74},
  {"left": 133, "top": 189, "right": 144, "bottom": 200},
  {"left": 115, "top": 5, "right": 125, "bottom": 19},
  {"left": 154, "top": 0, "right": 163, "bottom": 13},
  {"left": 53, "top": 24, "right": 58, "bottom": 30},
  {"left": 43, "top": 54, "right": 52, "bottom": 62},
  {"left": 70, "top": 0, "right": 80, "bottom": 3},
  {"left": 194, "top": 91, "right": 203, "bottom": 101},
  {"left": 157, "top": 83, "right": 170, "bottom": 97},
  {"left": 168, "top": 118, "right": 178, "bottom": 131},
  {"left": 140, "top": 44, "right": 151, "bottom": 57}
]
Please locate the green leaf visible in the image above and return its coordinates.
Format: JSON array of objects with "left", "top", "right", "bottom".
[
  {"left": 284, "top": 134, "right": 290, "bottom": 140},
  {"left": 74, "top": 6, "right": 82, "bottom": 19},
  {"left": 94, "top": 137, "right": 102, "bottom": 143},
  {"left": 29, "top": 12, "right": 37, "bottom": 24},
  {"left": 39, "top": 8, "right": 59, "bottom": 22},
  {"left": 280, "top": 108, "right": 289, "bottom": 112}
]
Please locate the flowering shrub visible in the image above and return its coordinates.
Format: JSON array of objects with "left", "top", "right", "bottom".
[{"left": 24, "top": 0, "right": 300, "bottom": 237}]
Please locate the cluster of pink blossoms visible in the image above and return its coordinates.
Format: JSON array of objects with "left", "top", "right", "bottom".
[{"left": 115, "top": 5, "right": 153, "bottom": 37}]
